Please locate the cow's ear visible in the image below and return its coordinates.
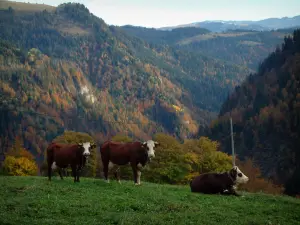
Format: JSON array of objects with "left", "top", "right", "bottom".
[
  {"left": 77, "top": 142, "right": 83, "bottom": 146},
  {"left": 230, "top": 167, "right": 237, "bottom": 178},
  {"left": 142, "top": 142, "right": 147, "bottom": 147},
  {"left": 154, "top": 141, "right": 159, "bottom": 146}
]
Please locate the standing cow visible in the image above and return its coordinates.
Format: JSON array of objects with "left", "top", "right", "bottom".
[
  {"left": 190, "top": 166, "right": 249, "bottom": 196},
  {"left": 47, "top": 142, "right": 96, "bottom": 182},
  {"left": 100, "top": 140, "right": 159, "bottom": 185}
]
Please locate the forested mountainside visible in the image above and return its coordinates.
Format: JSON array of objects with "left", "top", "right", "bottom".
[
  {"left": 0, "top": 2, "right": 250, "bottom": 161},
  {"left": 121, "top": 26, "right": 293, "bottom": 70},
  {"left": 120, "top": 25, "right": 211, "bottom": 45},
  {"left": 209, "top": 29, "right": 300, "bottom": 196}
]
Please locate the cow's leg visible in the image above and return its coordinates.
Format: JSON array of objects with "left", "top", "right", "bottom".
[
  {"left": 222, "top": 186, "right": 240, "bottom": 196},
  {"left": 102, "top": 159, "right": 110, "bottom": 183},
  {"left": 113, "top": 166, "right": 121, "bottom": 184},
  {"left": 48, "top": 161, "right": 57, "bottom": 181},
  {"left": 76, "top": 166, "right": 82, "bottom": 182},
  {"left": 136, "top": 170, "right": 141, "bottom": 185},
  {"left": 136, "top": 163, "right": 143, "bottom": 185},
  {"left": 130, "top": 163, "right": 139, "bottom": 185},
  {"left": 47, "top": 162, "right": 52, "bottom": 181},
  {"left": 106, "top": 161, "right": 117, "bottom": 183},
  {"left": 71, "top": 165, "right": 77, "bottom": 183},
  {"left": 58, "top": 168, "right": 64, "bottom": 180}
]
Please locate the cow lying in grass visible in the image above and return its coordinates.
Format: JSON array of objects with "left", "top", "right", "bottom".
[{"left": 190, "top": 166, "right": 249, "bottom": 196}]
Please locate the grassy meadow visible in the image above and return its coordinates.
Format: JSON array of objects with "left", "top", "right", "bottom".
[{"left": 0, "top": 176, "right": 300, "bottom": 225}]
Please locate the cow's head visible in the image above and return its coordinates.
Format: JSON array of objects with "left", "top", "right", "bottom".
[
  {"left": 77, "top": 142, "right": 96, "bottom": 157},
  {"left": 229, "top": 166, "right": 249, "bottom": 184},
  {"left": 142, "top": 140, "right": 159, "bottom": 159}
]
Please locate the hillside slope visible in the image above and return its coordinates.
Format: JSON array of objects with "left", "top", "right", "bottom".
[
  {"left": 120, "top": 25, "right": 211, "bottom": 45},
  {"left": 209, "top": 29, "right": 300, "bottom": 196},
  {"left": 0, "top": 0, "right": 55, "bottom": 12},
  {"left": 0, "top": 2, "right": 250, "bottom": 159},
  {"left": 121, "top": 26, "right": 293, "bottom": 70},
  {"left": 1, "top": 176, "right": 300, "bottom": 225}
]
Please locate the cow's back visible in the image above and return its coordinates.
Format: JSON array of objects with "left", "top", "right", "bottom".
[
  {"left": 48, "top": 143, "right": 79, "bottom": 167},
  {"left": 190, "top": 173, "right": 225, "bottom": 193},
  {"left": 100, "top": 141, "right": 143, "bottom": 165},
  {"left": 55, "top": 144, "right": 78, "bottom": 164}
]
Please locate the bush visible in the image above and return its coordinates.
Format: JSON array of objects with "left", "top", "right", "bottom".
[
  {"left": 182, "top": 137, "right": 232, "bottom": 182},
  {"left": 1, "top": 136, "right": 38, "bottom": 176},
  {"left": 237, "top": 158, "right": 284, "bottom": 195},
  {"left": 3, "top": 156, "right": 38, "bottom": 176}
]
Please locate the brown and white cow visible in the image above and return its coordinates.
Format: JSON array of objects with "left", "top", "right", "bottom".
[
  {"left": 47, "top": 142, "right": 96, "bottom": 182},
  {"left": 100, "top": 140, "right": 159, "bottom": 185},
  {"left": 190, "top": 166, "right": 249, "bottom": 196}
]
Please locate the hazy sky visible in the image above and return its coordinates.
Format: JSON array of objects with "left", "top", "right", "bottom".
[{"left": 15, "top": 0, "right": 300, "bottom": 28}]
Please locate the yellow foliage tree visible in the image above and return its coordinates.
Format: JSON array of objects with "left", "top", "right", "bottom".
[
  {"left": 182, "top": 136, "right": 232, "bottom": 181},
  {"left": 3, "top": 156, "right": 38, "bottom": 176},
  {"left": 143, "top": 133, "right": 191, "bottom": 184},
  {"left": 111, "top": 134, "right": 133, "bottom": 143},
  {"left": 2, "top": 136, "right": 38, "bottom": 176}
]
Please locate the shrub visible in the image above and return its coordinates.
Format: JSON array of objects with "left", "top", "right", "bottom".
[
  {"left": 2, "top": 136, "right": 38, "bottom": 176},
  {"left": 237, "top": 158, "right": 284, "bottom": 195},
  {"left": 3, "top": 156, "right": 38, "bottom": 176}
]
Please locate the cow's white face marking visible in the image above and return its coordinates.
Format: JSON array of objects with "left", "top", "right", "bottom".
[
  {"left": 234, "top": 166, "right": 249, "bottom": 184},
  {"left": 79, "top": 142, "right": 92, "bottom": 156},
  {"left": 51, "top": 162, "right": 57, "bottom": 170},
  {"left": 143, "top": 140, "right": 158, "bottom": 158}
]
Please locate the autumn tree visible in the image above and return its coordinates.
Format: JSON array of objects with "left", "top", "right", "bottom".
[
  {"left": 182, "top": 136, "right": 232, "bottom": 181},
  {"left": 2, "top": 136, "right": 38, "bottom": 176},
  {"left": 236, "top": 158, "right": 283, "bottom": 195},
  {"left": 111, "top": 134, "right": 133, "bottom": 143},
  {"left": 143, "top": 133, "right": 192, "bottom": 184}
]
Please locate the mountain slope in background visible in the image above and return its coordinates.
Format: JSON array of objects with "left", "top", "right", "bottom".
[
  {"left": 159, "top": 15, "right": 300, "bottom": 32},
  {"left": 0, "top": 2, "right": 251, "bottom": 162},
  {"left": 209, "top": 29, "right": 300, "bottom": 196},
  {"left": 121, "top": 25, "right": 293, "bottom": 70}
]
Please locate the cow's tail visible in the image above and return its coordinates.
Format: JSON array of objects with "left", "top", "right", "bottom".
[{"left": 46, "top": 143, "right": 56, "bottom": 164}]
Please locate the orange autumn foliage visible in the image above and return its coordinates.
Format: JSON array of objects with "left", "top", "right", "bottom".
[
  {"left": 3, "top": 137, "right": 38, "bottom": 176},
  {"left": 237, "top": 158, "right": 284, "bottom": 195}
]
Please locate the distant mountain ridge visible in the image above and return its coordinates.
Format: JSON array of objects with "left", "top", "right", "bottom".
[{"left": 159, "top": 15, "right": 300, "bottom": 32}]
